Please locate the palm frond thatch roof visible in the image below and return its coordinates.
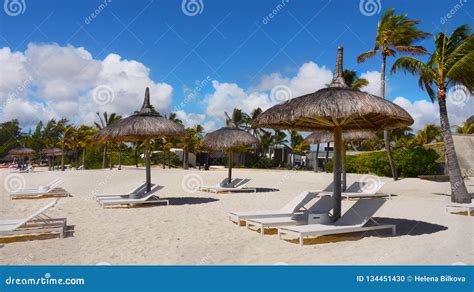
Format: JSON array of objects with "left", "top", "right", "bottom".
[
  {"left": 305, "top": 130, "right": 377, "bottom": 144},
  {"left": 8, "top": 147, "right": 35, "bottom": 156},
  {"left": 201, "top": 126, "right": 258, "bottom": 151},
  {"left": 43, "top": 147, "right": 63, "bottom": 157},
  {"left": 252, "top": 47, "right": 414, "bottom": 131},
  {"left": 93, "top": 88, "right": 186, "bottom": 142}
]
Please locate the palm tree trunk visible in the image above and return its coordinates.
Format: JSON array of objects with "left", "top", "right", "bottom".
[
  {"left": 438, "top": 95, "right": 470, "bottom": 203},
  {"left": 381, "top": 55, "right": 399, "bottom": 180},
  {"left": 102, "top": 143, "right": 107, "bottom": 169}
]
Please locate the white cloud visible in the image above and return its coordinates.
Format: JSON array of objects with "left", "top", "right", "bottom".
[
  {"left": 0, "top": 43, "right": 173, "bottom": 128},
  {"left": 205, "top": 62, "right": 333, "bottom": 123},
  {"left": 359, "top": 71, "right": 384, "bottom": 96},
  {"left": 393, "top": 96, "right": 473, "bottom": 130},
  {"left": 204, "top": 81, "right": 273, "bottom": 122},
  {"left": 175, "top": 110, "right": 206, "bottom": 128},
  {"left": 253, "top": 61, "right": 333, "bottom": 97}
]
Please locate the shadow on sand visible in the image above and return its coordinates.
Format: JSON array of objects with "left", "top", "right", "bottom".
[
  {"left": 373, "top": 217, "right": 448, "bottom": 236},
  {"left": 167, "top": 197, "right": 219, "bottom": 205},
  {"left": 279, "top": 218, "right": 448, "bottom": 245}
]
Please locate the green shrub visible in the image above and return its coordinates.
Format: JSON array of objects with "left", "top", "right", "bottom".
[
  {"left": 253, "top": 157, "right": 279, "bottom": 169},
  {"left": 325, "top": 147, "right": 438, "bottom": 178}
]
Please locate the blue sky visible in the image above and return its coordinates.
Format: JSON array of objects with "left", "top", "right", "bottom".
[{"left": 0, "top": 0, "right": 473, "bottom": 131}]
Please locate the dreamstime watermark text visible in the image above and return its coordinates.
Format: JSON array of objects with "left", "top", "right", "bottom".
[{"left": 5, "top": 273, "right": 85, "bottom": 286}]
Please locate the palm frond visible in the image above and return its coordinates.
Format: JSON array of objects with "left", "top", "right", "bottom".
[
  {"left": 357, "top": 50, "right": 378, "bottom": 63},
  {"left": 351, "top": 78, "right": 369, "bottom": 90}
]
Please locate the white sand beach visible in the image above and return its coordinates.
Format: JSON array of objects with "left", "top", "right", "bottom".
[{"left": 0, "top": 167, "right": 472, "bottom": 265}]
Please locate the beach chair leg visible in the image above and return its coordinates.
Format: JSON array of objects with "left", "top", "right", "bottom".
[
  {"left": 260, "top": 225, "right": 264, "bottom": 235},
  {"left": 391, "top": 226, "right": 396, "bottom": 236},
  {"left": 299, "top": 235, "right": 304, "bottom": 246},
  {"left": 278, "top": 230, "right": 281, "bottom": 240}
]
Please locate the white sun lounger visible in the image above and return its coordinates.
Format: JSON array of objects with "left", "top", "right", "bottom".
[
  {"left": 246, "top": 195, "right": 333, "bottom": 234},
  {"left": 200, "top": 178, "right": 253, "bottom": 192},
  {"left": 201, "top": 178, "right": 256, "bottom": 193},
  {"left": 199, "top": 178, "right": 242, "bottom": 191},
  {"left": 229, "top": 191, "right": 319, "bottom": 225},
  {"left": 341, "top": 181, "right": 389, "bottom": 199},
  {"left": 0, "top": 200, "right": 67, "bottom": 239},
  {"left": 99, "top": 185, "right": 168, "bottom": 207},
  {"left": 10, "top": 178, "right": 69, "bottom": 199},
  {"left": 318, "top": 181, "right": 390, "bottom": 199},
  {"left": 446, "top": 202, "right": 474, "bottom": 216},
  {"left": 278, "top": 198, "right": 396, "bottom": 246},
  {"left": 95, "top": 182, "right": 149, "bottom": 201}
]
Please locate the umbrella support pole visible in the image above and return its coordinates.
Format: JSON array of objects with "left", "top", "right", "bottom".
[
  {"left": 145, "top": 139, "right": 151, "bottom": 193},
  {"left": 228, "top": 150, "right": 233, "bottom": 184},
  {"left": 332, "top": 126, "right": 342, "bottom": 221},
  {"left": 342, "top": 142, "right": 347, "bottom": 191}
]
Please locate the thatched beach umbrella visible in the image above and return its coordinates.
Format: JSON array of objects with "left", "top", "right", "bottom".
[
  {"left": 305, "top": 131, "right": 377, "bottom": 190},
  {"left": 253, "top": 47, "right": 413, "bottom": 219},
  {"left": 201, "top": 126, "right": 258, "bottom": 183},
  {"left": 94, "top": 88, "right": 186, "bottom": 192},
  {"left": 9, "top": 147, "right": 35, "bottom": 157},
  {"left": 43, "top": 147, "right": 63, "bottom": 157},
  {"left": 43, "top": 148, "right": 63, "bottom": 171}
]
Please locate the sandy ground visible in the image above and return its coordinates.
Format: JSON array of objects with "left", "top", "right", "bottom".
[{"left": 0, "top": 167, "right": 472, "bottom": 265}]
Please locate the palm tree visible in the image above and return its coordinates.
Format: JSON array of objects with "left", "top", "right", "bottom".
[
  {"left": 76, "top": 125, "right": 96, "bottom": 169},
  {"left": 357, "top": 8, "right": 430, "bottom": 180},
  {"left": 259, "top": 131, "right": 273, "bottom": 159},
  {"left": 225, "top": 108, "right": 250, "bottom": 129},
  {"left": 289, "top": 130, "right": 304, "bottom": 168},
  {"left": 391, "top": 25, "right": 473, "bottom": 203},
  {"left": 179, "top": 125, "right": 203, "bottom": 169},
  {"left": 273, "top": 130, "right": 288, "bottom": 167},
  {"left": 412, "top": 124, "right": 442, "bottom": 146},
  {"left": 456, "top": 117, "right": 474, "bottom": 134},
  {"left": 94, "top": 112, "right": 121, "bottom": 169}
]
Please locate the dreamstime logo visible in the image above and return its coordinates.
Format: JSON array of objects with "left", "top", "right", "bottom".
[
  {"left": 359, "top": 0, "right": 381, "bottom": 16},
  {"left": 440, "top": 0, "right": 467, "bottom": 24},
  {"left": 84, "top": 0, "right": 112, "bottom": 25},
  {"left": 447, "top": 85, "right": 471, "bottom": 106},
  {"left": 92, "top": 85, "right": 115, "bottom": 105},
  {"left": 181, "top": 0, "right": 203, "bottom": 16},
  {"left": 359, "top": 174, "right": 382, "bottom": 194},
  {"left": 4, "top": 0, "right": 26, "bottom": 16},
  {"left": 270, "top": 85, "right": 292, "bottom": 103},
  {"left": 181, "top": 173, "right": 203, "bottom": 193},
  {"left": 4, "top": 173, "right": 26, "bottom": 192},
  {"left": 262, "top": 0, "right": 289, "bottom": 25},
  {"left": 173, "top": 76, "right": 211, "bottom": 112}
]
